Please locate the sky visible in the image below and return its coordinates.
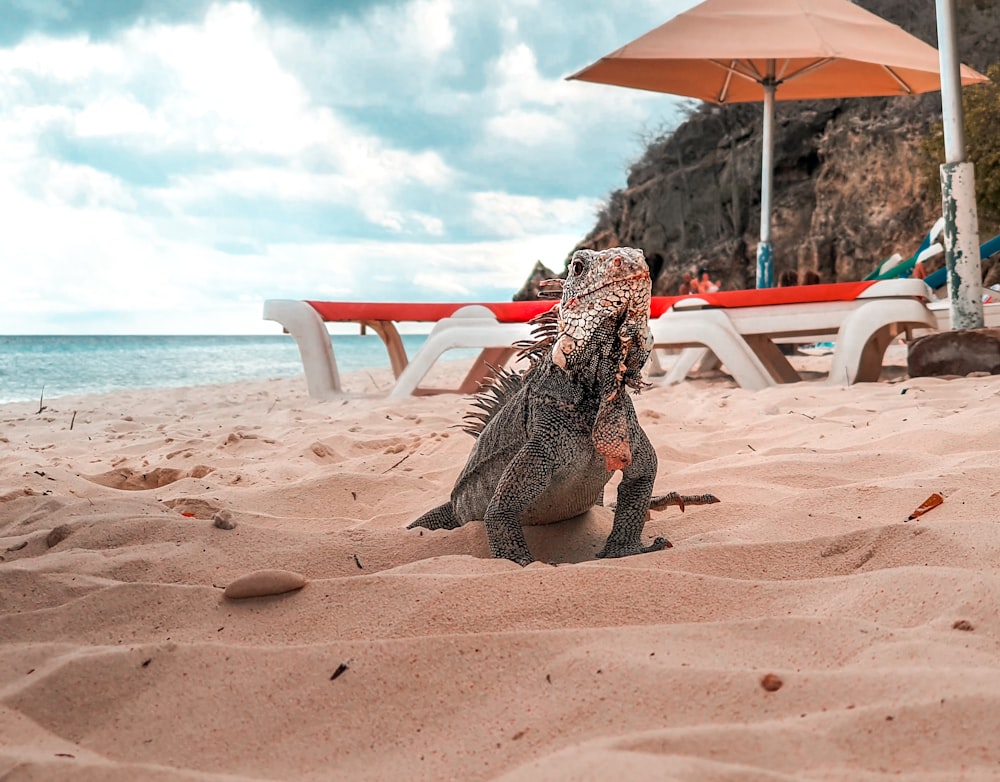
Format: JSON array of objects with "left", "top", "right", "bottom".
[{"left": 0, "top": 0, "right": 699, "bottom": 334}]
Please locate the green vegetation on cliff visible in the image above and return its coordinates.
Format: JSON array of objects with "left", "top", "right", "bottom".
[{"left": 921, "top": 63, "right": 1000, "bottom": 238}]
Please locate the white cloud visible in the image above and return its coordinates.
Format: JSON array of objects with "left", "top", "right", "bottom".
[
  {"left": 0, "top": 34, "right": 124, "bottom": 82},
  {"left": 266, "top": 234, "right": 578, "bottom": 302},
  {"left": 130, "top": 3, "right": 311, "bottom": 155},
  {"left": 0, "top": 0, "right": 697, "bottom": 336},
  {"left": 0, "top": 1, "right": 463, "bottom": 239},
  {"left": 74, "top": 95, "right": 166, "bottom": 138},
  {"left": 485, "top": 108, "right": 566, "bottom": 146},
  {"left": 412, "top": 272, "right": 471, "bottom": 296},
  {"left": 491, "top": 42, "right": 564, "bottom": 110},
  {"left": 475, "top": 32, "right": 684, "bottom": 174},
  {"left": 470, "top": 191, "right": 598, "bottom": 238},
  {"left": 30, "top": 159, "right": 136, "bottom": 209},
  {"left": 407, "top": 0, "right": 456, "bottom": 57}
]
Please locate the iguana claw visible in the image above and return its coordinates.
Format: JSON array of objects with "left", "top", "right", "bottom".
[
  {"left": 595, "top": 535, "right": 672, "bottom": 559},
  {"left": 491, "top": 543, "right": 535, "bottom": 567},
  {"left": 648, "top": 492, "right": 721, "bottom": 512}
]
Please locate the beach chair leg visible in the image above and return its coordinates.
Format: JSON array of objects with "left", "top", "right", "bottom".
[
  {"left": 661, "top": 347, "right": 709, "bottom": 385},
  {"left": 696, "top": 351, "right": 722, "bottom": 373},
  {"left": 744, "top": 335, "right": 802, "bottom": 383},
  {"left": 262, "top": 300, "right": 341, "bottom": 398},
  {"left": 646, "top": 349, "right": 666, "bottom": 377},
  {"left": 829, "top": 300, "right": 936, "bottom": 384},
  {"left": 459, "top": 347, "right": 516, "bottom": 394},
  {"left": 854, "top": 324, "right": 902, "bottom": 383},
  {"left": 362, "top": 319, "right": 409, "bottom": 378},
  {"left": 390, "top": 306, "right": 533, "bottom": 398},
  {"left": 651, "top": 311, "right": 774, "bottom": 391}
]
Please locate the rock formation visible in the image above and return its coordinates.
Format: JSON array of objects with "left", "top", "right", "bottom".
[{"left": 518, "top": 0, "right": 1000, "bottom": 299}]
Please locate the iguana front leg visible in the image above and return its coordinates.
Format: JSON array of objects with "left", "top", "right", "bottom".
[
  {"left": 481, "top": 442, "right": 556, "bottom": 566},
  {"left": 596, "top": 425, "right": 668, "bottom": 559}
]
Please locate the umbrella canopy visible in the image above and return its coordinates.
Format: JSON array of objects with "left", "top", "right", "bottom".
[{"left": 568, "top": 0, "right": 989, "bottom": 287}]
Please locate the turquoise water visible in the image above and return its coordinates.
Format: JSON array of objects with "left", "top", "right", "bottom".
[{"left": 0, "top": 334, "right": 433, "bottom": 404}]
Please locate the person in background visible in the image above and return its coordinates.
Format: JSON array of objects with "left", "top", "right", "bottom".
[
  {"left": 802, "top": 270, "right": 822, "bottom": 285},
  {"left": 697, "top": 268, "right": 721, "bottom": 293},
  {"left": 678, "top": 271, "right": 694, "bottom": 295}
]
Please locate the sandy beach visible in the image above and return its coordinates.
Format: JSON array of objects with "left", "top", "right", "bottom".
[{"left": 3, "top": 353, "right": 1000, "bottom": 780}]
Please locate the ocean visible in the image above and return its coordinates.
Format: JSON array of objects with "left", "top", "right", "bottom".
[{"left": 0, "top": 334, "right": 436, "bottom": 404}]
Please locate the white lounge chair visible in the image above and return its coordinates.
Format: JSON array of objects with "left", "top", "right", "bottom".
[
  {"left": 927, "top": 299, "right": 1000, "bottom": 331},
  {"left": 647, "top": 278, "right": 937, "bottom": 390},
  {"left": 262, "top": 299, "right": 551, "bottom": 398},
  {"left": 264, "top": 278, "right": 937, "bottom": 398}
]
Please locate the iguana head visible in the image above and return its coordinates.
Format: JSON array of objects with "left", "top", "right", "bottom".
[
  {"left": 462, "top": 247, "right": 652, "bottom": 468},
  {"left": 550, "top": 247, "right": 652, "bottom": 472},
  {"left": 551, "top": 247, "right": 652, "bottom": 381}
]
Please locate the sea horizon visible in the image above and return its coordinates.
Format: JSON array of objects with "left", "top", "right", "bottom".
[{"left": 0, "top": 333, "right": 439, "bottom": 405}]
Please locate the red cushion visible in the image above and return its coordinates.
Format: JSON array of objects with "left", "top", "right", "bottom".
[
  {"left": 307, "top": 281, "right": 880, "bottom": 324},
  {"left": 306, "top": 300, "right": 555, "bottom": 323},
  {"left": 655, "top": 281, "right": 877, "bottom": 312}
]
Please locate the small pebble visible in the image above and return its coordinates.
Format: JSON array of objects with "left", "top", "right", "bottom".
[
  {"left": 224, "top": 569, "right": 307, "bottom": 599},
  {"left": 760, "top": 673, "right": 783, "bottom": 692},
  {"left": 213, "top": 510, "right": 236, "bottom": 530}
]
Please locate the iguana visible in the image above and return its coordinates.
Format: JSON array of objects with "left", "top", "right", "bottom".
[{"left": 409, "top": 247, "right": 718, "bottom": 566}]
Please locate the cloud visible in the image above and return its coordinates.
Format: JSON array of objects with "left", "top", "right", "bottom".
[
  {"left": 412, "top": 273, "right": 471, "bottom": 297},
  {"left": 469, "top": 191, "right": 598, "bottom": 238},
  {"left": 3, "top": 3, "right": 463, "bottom": 235},
  {"left": 0, "top": 0, "right": 699, "bottom": 334},
  {"left": 0, "top": 0, "right": 407, "bottom": 45}
]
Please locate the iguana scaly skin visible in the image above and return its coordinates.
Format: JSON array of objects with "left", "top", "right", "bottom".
[{"left": 409, "top": 247, "right": 718, "bottom": 566}]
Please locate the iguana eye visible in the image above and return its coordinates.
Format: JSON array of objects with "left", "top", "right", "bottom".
[{"left": 571, "top": 260, "right": 584, "bottom": 276}]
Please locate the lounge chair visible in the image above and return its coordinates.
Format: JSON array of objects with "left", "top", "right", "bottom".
[
  {"left": 864, "top": 218, "right": 945, "bottom": 281},
  {"left": 262, "top": 299, "right": 553, "bottom": 397},
  {"left": 923, "top": 234, "right": 1000, "bottom": 330},
  {"left": 923, "top": 233, "right": 1000, "bottom": 291},
  {"left": 647, "top": 278, "right": 936, "bottom": 390},
  {"left": 264, "top": 278, "right": 936, "bottom": 397}
]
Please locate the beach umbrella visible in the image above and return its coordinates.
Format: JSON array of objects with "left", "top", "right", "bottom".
[{"left": 568, "top": 0, "right": 988, "bottom": 288}]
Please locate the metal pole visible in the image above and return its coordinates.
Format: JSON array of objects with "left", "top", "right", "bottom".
[
  {"left": 755, "top": 64, "right": 776, "bottom": 289},
  {"left": 936, "top": 0, "right": 983, "bottom": 329}
]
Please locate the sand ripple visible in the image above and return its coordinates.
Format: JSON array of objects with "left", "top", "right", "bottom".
[{"left": 3, "top": 368, "right": 1000, "bottom": 779}]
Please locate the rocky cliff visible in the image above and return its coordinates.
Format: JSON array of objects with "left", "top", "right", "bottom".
[{"left": 519, "top": 0, "right": 1000, "bottom": 298}]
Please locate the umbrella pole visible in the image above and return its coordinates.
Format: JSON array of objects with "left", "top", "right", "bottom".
[
  {"left": 935, "top": 0, "right": 983, "bottom": 329},
  {"left": 756, "top": 69, "right": 776, "bottom": 289}
]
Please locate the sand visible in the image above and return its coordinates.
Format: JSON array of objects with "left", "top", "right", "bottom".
[{"left": 2, "top": 353, "right": 1000, "bottom": 781}]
